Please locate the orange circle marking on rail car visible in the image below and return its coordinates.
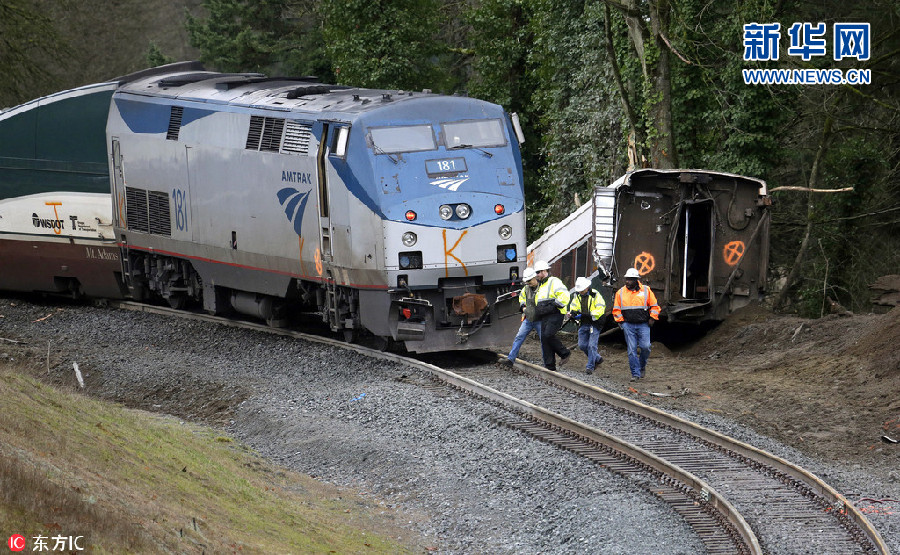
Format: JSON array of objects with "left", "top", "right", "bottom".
[
  {"left": 634, "top": 252, "right": 655, "bottom": 275},
  {"left": 723, "top": 241, "right": 745, "bottom": 266},
  {"left": 314, "top": 247, "right": 323, "bottom": 276}
]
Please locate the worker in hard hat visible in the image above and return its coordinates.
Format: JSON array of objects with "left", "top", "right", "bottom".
[
  {"left": 532, "top": 260, "right": 571, "bottom": 371},
  {"left": 612, "top": 268, "right": 660, "bottom": 382},
  {"left": 567, "top": 276, "right": 606, "bottom": 375},
  {"left": 501, "top": 267, "right": 545, "bottom": 366}
]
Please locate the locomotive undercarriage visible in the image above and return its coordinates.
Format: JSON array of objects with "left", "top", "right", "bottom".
[
  {"left": 120, "top": 250, "right": 519, "bottom": 350},
  {"left": 123, "top": 251, "right": 293, "bottom": 326}
]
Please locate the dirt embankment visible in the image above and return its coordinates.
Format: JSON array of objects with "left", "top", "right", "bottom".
[{"left": 547, "top": 304, "right": 900, "bottom": 476}]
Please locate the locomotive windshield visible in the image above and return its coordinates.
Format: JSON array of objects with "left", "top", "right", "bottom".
[
  {"left": 443, "top": 119, "right": 506, "bottom": 149},
  {"left": 369, "top": 124, "right": 436, "bottom": 154}
]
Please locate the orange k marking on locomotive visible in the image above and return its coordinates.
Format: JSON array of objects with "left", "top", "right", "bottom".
[
  {"left": 44, "top": 201, "right": 63, "bottom": 235},
  {"left": 443, "top": 229, "right": 469, "bottom": 277}
]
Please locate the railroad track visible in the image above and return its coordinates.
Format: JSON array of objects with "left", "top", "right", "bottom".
[
  {"left": 113, "top": 301, "right": 889, "bottom": 554},
  {"left": 440, "top": 357, "right": 889, "bottom": 554}
]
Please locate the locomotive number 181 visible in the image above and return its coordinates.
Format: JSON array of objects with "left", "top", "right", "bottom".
[{"left": 426, "top": 157, "right": 467, "bottom": 176}]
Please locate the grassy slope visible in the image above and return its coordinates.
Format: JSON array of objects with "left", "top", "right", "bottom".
[{"left": 0, "top": 365, "right": 417, "bottom": 553}]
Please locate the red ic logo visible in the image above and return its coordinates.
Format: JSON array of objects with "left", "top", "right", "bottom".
[{"left": 8, "top": 535, "right": 26, "bottom": 552}]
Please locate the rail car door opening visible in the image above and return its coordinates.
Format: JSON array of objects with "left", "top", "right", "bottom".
[{"left": 674, "top": 200, "right": 713, "bottom": 301}]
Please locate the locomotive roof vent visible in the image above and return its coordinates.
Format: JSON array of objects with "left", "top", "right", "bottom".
[
  {"left": 285, "top": 85, "right": 334, "bottom": 99},
  {"left": 156, "top": 72, "right": 227, "bottom": 88}
]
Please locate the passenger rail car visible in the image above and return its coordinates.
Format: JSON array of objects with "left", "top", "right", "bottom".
[
  {"left": 593, "top": 169, "right": 771, "bottom": 323},
  {"left": 108, "top": 66, "right": 527, "bottom": 352},
  {"left": 0, "top": 82, "right": 124, "bottom": 298}
]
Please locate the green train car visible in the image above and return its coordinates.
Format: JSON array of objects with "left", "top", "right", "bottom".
[{"left": 0, "top": 81, "right": 125, "bottom": 298}]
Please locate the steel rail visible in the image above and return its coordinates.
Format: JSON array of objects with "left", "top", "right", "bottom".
[{"left": 507, "top": 356, "right": 889, "bottom": 554}]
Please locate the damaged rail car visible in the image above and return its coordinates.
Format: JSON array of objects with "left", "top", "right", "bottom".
[{"left": 594, "top": 169, "right": 771, "bottom": 323}]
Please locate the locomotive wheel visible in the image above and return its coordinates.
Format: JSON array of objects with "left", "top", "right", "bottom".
[
  {"left": 266, "top": 316, "right": 289, "bottom": 328},
  {"left": 167, "top": 295, "right": 186, "bottom": 310},
  {"left": 131, "top": 283, "right": 148, "bottom": 302},
  {"left": 342, "top": 329, "right": 356, "bottom": 343}
]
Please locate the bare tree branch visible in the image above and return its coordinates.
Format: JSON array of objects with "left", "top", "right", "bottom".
[
  {"left": 657, "top": 30, "right": 693, "bottom": 65},
  {"left": 769, "top": 186, "right": 854, "bottom": 193}
]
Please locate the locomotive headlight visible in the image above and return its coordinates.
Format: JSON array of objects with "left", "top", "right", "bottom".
[
  {"left": 498, "top": 225, "right": 513, "bottom": 240},
  {"left": 439, "top": 205, "right": 453, "bottom": 220},
  {"left": 402, "top": 231, "right": 417, "bottom": 247},
  {"left": 455, "top": 204, "right": 471, "bottom": 219}
]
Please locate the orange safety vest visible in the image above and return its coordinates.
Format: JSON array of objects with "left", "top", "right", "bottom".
[{"left": 612, "top": 283, "right": 660, "bottom": 324}]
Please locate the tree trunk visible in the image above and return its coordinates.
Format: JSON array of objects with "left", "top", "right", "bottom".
[
  {"left": 774, "top": 114, "right": 834, "bottom": 310},
  {"left": 647, "top": 0, "right": 677, "bottom": 168},
  {"left": 614, "top": 0, "right": 677, "bottom": 169},
  {"left": 603, "top": 4, "right": 645, "bottom": 167}
]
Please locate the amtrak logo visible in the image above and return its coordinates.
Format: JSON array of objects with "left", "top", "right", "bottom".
[
  {"left": 277, "top": 187, "right": 311, "bottom": 235},
  {"left": 430, "top": 176, "right": 469, "bottom": 192}
]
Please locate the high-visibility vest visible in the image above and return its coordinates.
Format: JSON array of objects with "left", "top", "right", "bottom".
[
  {"left": 612, "top": 283, "right": 660, "bottom": 324},
  {"left": 535, "top": 276, "right": 570, "bottom": 315},
  {"left": 568, "top": 289, "right": 606, "bottom": 322},
  {"left": 518, "top": 284, "right": 538, "bottom": 321}
]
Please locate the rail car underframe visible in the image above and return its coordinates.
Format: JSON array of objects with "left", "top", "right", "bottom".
[{"left": 605, "top": 171, "right": 770, "bottom": 325}]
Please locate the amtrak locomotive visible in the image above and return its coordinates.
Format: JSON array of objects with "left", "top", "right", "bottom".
[{"left": 107, "top": 64, "right": 527, "bottom": 352}]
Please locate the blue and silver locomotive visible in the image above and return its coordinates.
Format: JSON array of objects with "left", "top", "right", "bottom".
[{"left": 107, "top": 63, "right": 527, "bottom": 352}]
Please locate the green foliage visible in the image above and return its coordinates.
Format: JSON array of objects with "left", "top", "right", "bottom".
[
  {"left": 0, "top": 0, "right": 60, "bottom": 106},
  {"left": 320, "top": 0, "right": 444, "bottom": 90},
  {"left": 524, "top": 0, "right": 626, "bottom": 235},
  {"left": 185, "top": 0, "right": 331, "bottom": 79},
  {"left": 146, "top": 42, "right": 175, "bottom": 68}
]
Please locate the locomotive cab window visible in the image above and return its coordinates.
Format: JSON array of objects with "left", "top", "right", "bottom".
[
  {"left": 330, "top": 125, "right": 349, "bottom": 158},
  {"left": 369, "top": 125, "right": 436, "bottom": 154},
  {"left": 442, "top": 119, "right": 506, "bottom": 149}
]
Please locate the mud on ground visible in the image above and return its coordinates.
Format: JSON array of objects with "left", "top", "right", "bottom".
[{"left": 516, "top": 305, "right": 900, "bottom": 479}]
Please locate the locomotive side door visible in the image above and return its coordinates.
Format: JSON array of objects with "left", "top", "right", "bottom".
[
  {"left": 316, "top": 123, "right": 333, "bottom": 264},
  {"left": 111, "top": 138, "right": 125, "bottom": 228}
]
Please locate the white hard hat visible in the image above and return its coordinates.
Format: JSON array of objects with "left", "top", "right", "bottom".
[
  {"left": 574, "top": 276, "right": 592, "bottom": 291},
  {"left": 522, "top": 267, "right": 537, "bottom": 281},
  {"left": 534, "top": 260, "right": 551, "bottom": 272},
  {"left": 624, "top": 268, "right": 641, "bottom": 278}
]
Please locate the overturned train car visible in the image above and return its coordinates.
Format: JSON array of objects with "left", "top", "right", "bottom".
[{"left": 594, "top": 169, "right": 771, "bottom": 323}]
